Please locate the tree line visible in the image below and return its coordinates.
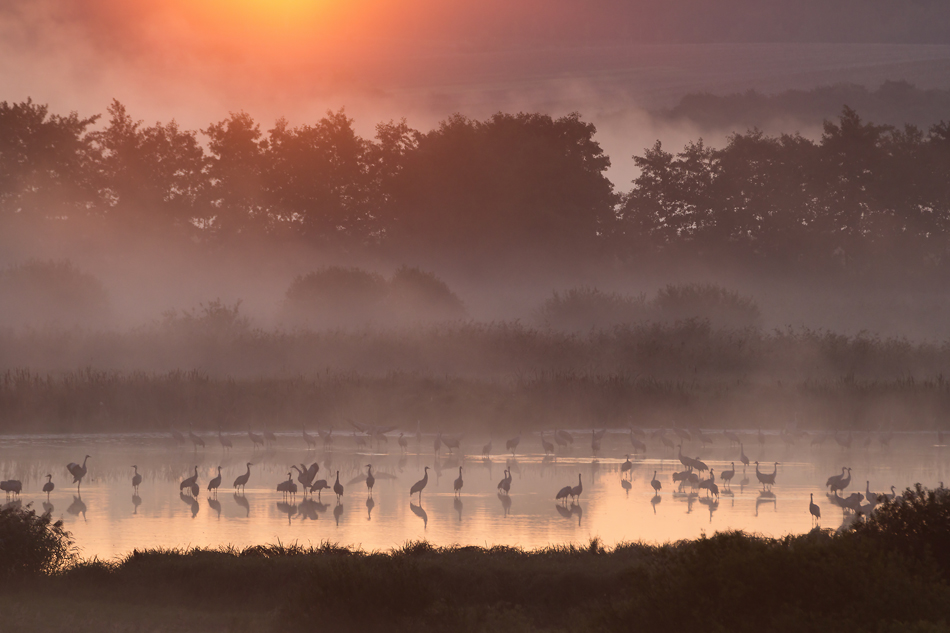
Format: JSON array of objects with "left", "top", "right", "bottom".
[{"left": 3, "top": 98, "right": 950, "bottom": 270}]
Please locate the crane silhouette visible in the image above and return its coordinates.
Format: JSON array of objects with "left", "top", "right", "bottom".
[
  {"left": 333, "top": 471, "right": 344, "bottom": 502},
  {"left": 233, "top": 462, "right": 252, "bottom": 493},
  {"left": 277, "top": 473, "right": 297, "bottom": 500},
  {"left": 828, "top": 467, "right": 852, "bottom": 495},
  {"left": 754, "top": 461, "right": 778, "bottom": 490},
  {"left": 131, "top": 465, "right": 142, "bottom": 493},
  {"left": 481, "top": 436, "right": 493, "bottom": 455},
  {"left": 541, "top": 433, "right": 555, "bottom": 455},
  {"left": 809, "top": 493, "right": 821, "bottom": 525},
  {"left": 739, "top": 443, "right": 750, "bottom": 466},
  {"left": 218, "top": 428, "right": 232, "bottom": 452},
  {"left": 720, "top": 462, "right": 735, "bottom": 487},
  {"left": 302, "top": 427, "right": 317, "bottom": 450},
  {"left": 208, "top": 466, "right": 222, "bottom": 496},
  {"left": 42, "top": 474, "right": 54, "bottom": 500},
  {"left": 650, "top": 470, "right": 662, "bottom": 495},
  {"left": 506, "top": 431, "right": 521, "bottom": 455},
  {"left": 570, "top": 473, "right": 583, "bottom": 502},
  {"left": 454, "top": 466, "right": 463, "bottom": 497},
  {"left": 497, "top": 468, "right": 512, "bottom": 496},
  {"left": 591, "top": 430, "right": 601, "bottom": 455},
  {"left": 620, "top": 455, "right": 633, "bottom": 477},
  {"left": 310, "top": 479, "right": 329, "bottom": 499},
  {"left": 248, "top": 429, "right": 265, "bottom": 449},
  {"left": 66, "top": 455, "right": 91, "bottom": 491},
  {"left": 188, "top": 425, "right": 205, "bottom": 451},
  {"left": 556, "top": 484, "right": 572, "bottom": 504},
  {"left": 365, "top": 465, "right": 375, "bottom": 496},
  {"left": 398, "top": 433, "right": 409, "bottom": 453},
  {"left": 180, "top": 466, "right": 199, "bottom": 492},
  {"left": 410, "top": 466, "right": 429, "bottom": 501}
]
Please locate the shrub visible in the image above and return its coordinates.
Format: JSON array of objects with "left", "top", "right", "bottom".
[
  {"left": 653, "top": 282, "right": 761, "bottom": 327},
  {"left": 0, "top": 259, "right": 110, "bottom": 328},
  {"left": 0, "top": 504, "right": 75, "bottom": 577},
  {"left": 388, "top": 266, "right": 466, "bottom": 322},
  {"left": 283, "top": 266, "right": 388, "bottom": 328},
  {"left": 536, "top": 286, "right": 649, "bottom": 330}
]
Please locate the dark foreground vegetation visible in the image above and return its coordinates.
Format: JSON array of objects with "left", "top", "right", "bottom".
[{"left": 2, "top": 486, "right": 950, "bottom": 632}]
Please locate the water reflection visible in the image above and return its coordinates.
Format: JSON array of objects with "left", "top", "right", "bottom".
[
  {"left": 366, "top": 496, "right": 375, "bottom": 521},
  {"left": 410, "top": 502, "right": 427, "bottom": 528},
  {"left": 453, "top": 496, "right": 462, "bottom": 522},
  {"left": 180, "top": 492, "right": 199, "bottom": 518},
  {"left": 333, "top": 502, "right": 344, "bottom": 526},
  {"left": 132, "top": 494, "right": 141, "bottom": 514},
  {"left": 67, "top": 495, "right": 87, "bottom": 520},
  {"left": 277, "top": 501, "right": 296, "bottom": 523},
  {"left": 208, "top": 497, "right": 222, "bottom": 518},
  {"left": 42, "top": 501, "right": 54, "bottom": 515},
  {"left": 498, "top": 492, "right": 512, "bottom": 517},
  {"left": 233, "top": 493, "right": 250, "bottom": 517}
]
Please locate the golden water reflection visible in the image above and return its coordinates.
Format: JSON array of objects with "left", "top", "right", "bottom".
[{"left": 0, "top": 431, "right": 947, "bottom": 560}]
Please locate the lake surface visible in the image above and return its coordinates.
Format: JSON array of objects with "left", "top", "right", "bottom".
[{"left": 0, "top": 429, "right": 947, "bottom": 560}]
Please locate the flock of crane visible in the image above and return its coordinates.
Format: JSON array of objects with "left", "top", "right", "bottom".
[{"left": 0, "top": 422, "right": 934, "bottom": 533}]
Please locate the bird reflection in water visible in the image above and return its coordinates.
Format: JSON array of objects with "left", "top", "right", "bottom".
[
  {"left": 651, "top": 493, "right": 661, "bottom": 514},
  {"left": 453, "top": 496, "right": 462, "bottom": 522},
  {"left": 571, "top": 502, "right": 583, "bottom": 527},
  {"left": 699, "top": 495, "right": 719, "bottom": 522},
  {"left": 132, "top": 494, "right": 142, "bottom": 515},
  {"left": 298, "top": 498, "right": 319, "bottom": 521},
  {"left": 498, "top": 491, "right": 512, "bottom": 517},
  {"left": 208, "top": 497, "right": 222, "bottom": 519},
  {"left": 620, "top": 479, "right": 632, "bottom": 496},
  {"left": 366, "top": 496, "right": 375, "bottom": 521},
  {"left": 755, "top": 490, "right": 777, "bottom": 516},
  {"left": 233, "top": 493, "right": 250, "bottom": 518},
  {"left": 67, "top": 495, "right": 87, "bottom": 520},
  {"left": 180, "top": 491, "right": 199, "bottom": 518},
  {"left": 277, "top": 501, "right": 296, "bottom": 524},
  {"left": 555, "top": 503, "right": 572, "bottom": 520},
  {"left": 42, "top": 501, "right": 54, "bottom": 516},
  {"left": 410, "top": 501, "right": 427, "bottom": 529},
  {"left": 2, "top": 498, "right": 21, "bottom": 512},
  {"left": 333, "top": 502, "right": 344, "bottom": 526}
]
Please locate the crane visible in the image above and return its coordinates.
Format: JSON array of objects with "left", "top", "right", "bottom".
[
  {"left": 410, "top": 466, "right": 429, "bottom": 501},
  {"left": 720, "top": 462, "right": 735, "bottom": 486},
  {"left": 506, "top": 431, "right": 521, "bottom": 455},
  {"left": 433, "top": 433, "right": 442, "bottom": 455},
  {"left": 292, "top": 465, "right": 313, "bottom": 492},
  {"left": 310, "top": 479, "right": 329, "bottom": 499},
  {"left": 829, "top": 467, "right": 852, "bottom": 495},
  {"left": 233, "top": 462, "right": 252, "bottom": 493},
  {"left": 218, "top": 427, "right": 233, "bottom": 452},
  {"left": 453, "top": 466, "right": 463, "bottom": 497},
  {"left": 188, "top": 425, "right": 205, "bottom": 451},
  {"left": 302, "top": 427, "right": 317, "bottom": 450},
  {"left": 277, "top": 473, "right": 297, "bottom": 500},
  {"left": 398, "top": 433, "right": 408, "bottom": 452},
  {"left": 208, "top": 466, "right": 222, "bottom": 496},
  {"left": 739, "top": 443, "right": 750, "bottom": 466},
  {"left": 442, "top": 434, "right": 461, "bottom": 454},
  {"left": 865, "top": 480, "right": 880, "bottom": 504},
  {"left": 42, "top": 474, "right": 54, "bottom": 499},
  {"left": 570, "top": 473, "right": 583, "bottom": 502},
  {"left": 629, "top": 429, "right": 646, "bottom": 453},
  {"left": 650, "top": 470, "right": 662, "bottom": 494},
  {"left": 591, "top": 430, "right": 601, "bottom": 455},
  {"left": 333, "top": 470, "right": 344, "bottom": 502},
  {"left": 66, "top": 455, "right": 91, "bottom": 491},
  {"left": 723, "top": 429, "right": 740, "bottom": 447},
  {"left": 754, "top": 461, "right": 778, "bottom": 490},
  {"left": 248, "top": 429, "right": 265, "bottom": 449},
  {"left": 180, "top": 466, "right": 199, "bottom": 491},
  {"left": 497, "top": 468, "right": 511, "bottom": 496},
  {"left": 620, "top": 455, "right": 633, "bottom": 477},
  {"left": 556, "top": 484, "right": 572, "bottom": 504},
  {"left": 481, "top": 436, "right": 493, "bottom": 455},
  {"left": 809, "top": 493, "right": 821, "bottom": 525},
  {"left": 365, "top": 465, "right": 375, "bottom": 495},
  {"left": 0, "top": 480, "right": 22, "bottom": 497},
  {"left": 541, "top": 433, "right": 555, "bottom": 455},
  {"left": 131, "top": 465, "right": 142, "bottom": 493},
  {"left": 826, "top": 466, "right": 847, "bottom": 490}
]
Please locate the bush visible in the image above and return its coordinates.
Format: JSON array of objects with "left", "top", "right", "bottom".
[
  {"left": 536, "top": 286, "right": 649, "bottom": 330},
  {"left": 388, "top": 266, "right": 466, "bottom": 322},
  {"left": 283, "top": 266, "right": 388, "bottom": 328},
  {"left": 0, "top": 260, "right": 110, "bottom": 328},
  {"left": 160, "top": 299, "right": 250, "bottom": 337},
  {"left": 0, "top": 504, "right": 75, "bottom": 577},
  {"left": 653, "top": 282, "right": 761, "bottom": 328}
]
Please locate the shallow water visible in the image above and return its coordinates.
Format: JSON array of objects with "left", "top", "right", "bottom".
[{"left": 0, "top": 430, "right": 947, "bottom": 560}]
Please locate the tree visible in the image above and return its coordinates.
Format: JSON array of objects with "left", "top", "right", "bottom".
[
  {"left": 203, "top": 112, "right": 266, "bottom": 237},
  {"left": 0, "top": 99, "right": 100, "bottom": 221}
]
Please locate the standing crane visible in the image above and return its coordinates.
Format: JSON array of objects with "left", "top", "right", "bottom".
[
  {"left": 591, "top": 430, "right": 601, "bottom": 456},
  {"left": 233, "top": 462, "right": 252, "bottom": 493},
  {"left": 310, "top": 478, "right": 329, "bottom": 499},
  {"left": 506, "top": 431, "right": 521, "bottom": 455},
  {"left": 541, "top": 433, "right": 555, "bottom": 455},
  {"left": 556, "top": 483, "right": 572, "bottom": 504},
  {"left": 620, "top": 455, "right": 633, "bottom": 477},
  {"left": 481, "top": 436, "right": 493, "bottom": 456},
  {"left": 453, "top": 466, "right": 463, "bottom": 497},
  {"left": 248, "top": 429, "right": 265, "bottom": 450},
  {"left": 179, "top": 466, "right": 199, "bottom": 492},
  {"left": 754, "top": 461, "right": 778, "bottom": 490},
  {"left": 277, "top": 473, "right": 297, "bottom": 500},
  {"left": 218, "top": 428, "right": 232, "bottom": 452},
  {"left": 809, "top": 493, "right": 821, "bottom": 525},
  {"left": 739, "top": 443, "right": 750, "bottom": 466},
  {"left": 650, "top": 470, "right": 662, "bottom": 495},
  {"left": 720, "top": 462, "right": 735, "bottom": 487},
  {"left": 42, "top": 474, "right": 54, "bottom": 500},
  {"left": 398, "top": 433, "right": 409, "bottom": 453},
  {"left": 410, "top": 466, "right": 429, "bottom": 502},
  {"left": 66, "top": 455, "right": 91, "bottom": 491},
  {"left": 365, "top": 465, "right": 375, "bottom": 496},
  {"left": 208, "top": 466, "right": 222, "bottom": 496},
  {"left": 302, "top": 427, "right": 317, "bottom": 450},
  {"left": 188, "top": 425, "right": 205, "bottom": 451},
  {"left": 131, "top": 465, "right": 142, "bottom": 493},
  {"left": 333, "top": 471, "right": 344, "bottom": 502},
  {"left": 570, "top": 473, "right": 583, "bottom": 502},
  {"left": 497, "top": 468, "right": 511, "bottom": 496}
]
